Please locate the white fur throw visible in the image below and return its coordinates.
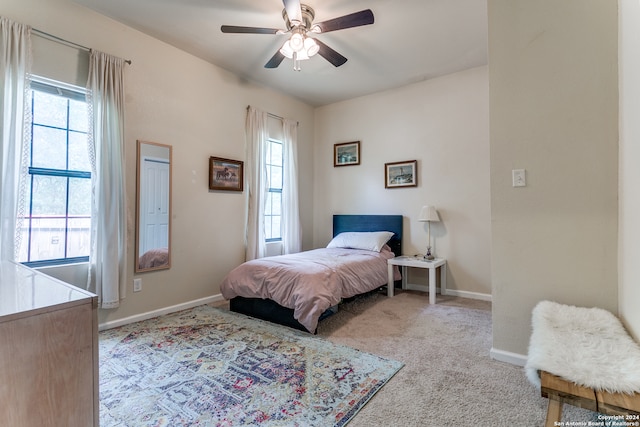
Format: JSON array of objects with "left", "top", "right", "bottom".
[{"left": 525, "top": 300, "right": 640, "bottom": 394}]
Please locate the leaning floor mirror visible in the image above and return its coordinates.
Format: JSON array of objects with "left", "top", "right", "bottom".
[{"left": 135, "top": 140, "right": 172, "bottom": 273}]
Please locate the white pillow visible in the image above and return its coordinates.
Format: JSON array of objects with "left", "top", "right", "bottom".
[{"left": 327, "top": 231, "right": 394, "bottom": 252}]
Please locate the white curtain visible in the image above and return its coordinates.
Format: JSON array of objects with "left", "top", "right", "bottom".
[
  {"left": 0, "top": 17, "right": 31, "bottom": 262},
  {"left": 245, "top": 106, "right": 268, "bottom": 261},
  {"left": 86, "top": 50, "right": 127, "bottom": 308},
  {"left": 281, "top": 119, "right": 301, "bottom": 254}
]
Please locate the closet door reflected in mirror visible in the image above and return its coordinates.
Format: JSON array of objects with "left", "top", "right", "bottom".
[{"left": 135, "top": 140, "right": 172, "bottom": 273}]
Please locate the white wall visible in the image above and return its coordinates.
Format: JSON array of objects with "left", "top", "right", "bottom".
[
  {"left": 488, "top": 0, "right": 619, "bottom": 357},
  {"left": 314, "top": 66, "right": 491, "bottom": 297},
  {"left": 619, "top": 0, "right": 640, "bottom": 341},
  {"left": 9, "top": 0, "right": 630, "bottom": 353},
  {"left": 2, "top": 0, "right": 315, "bottom": 326}
]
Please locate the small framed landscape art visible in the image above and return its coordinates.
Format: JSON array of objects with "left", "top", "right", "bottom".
[
  {"left": 209, "top": 156, "right": 244, "bottom": 191},
  {"left": 334, "top": 141, "right": 360, "bottom": 167},
  {"left": 385, "top": 160, "right": 417, "bottom": 188}
]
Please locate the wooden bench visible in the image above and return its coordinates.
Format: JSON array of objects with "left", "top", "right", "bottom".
[
  {"left": 525, "top": 301, "right": 640, "bottom": 426},
  {"left": 540, "top": 371, "right": 640, "bottom": 427}
]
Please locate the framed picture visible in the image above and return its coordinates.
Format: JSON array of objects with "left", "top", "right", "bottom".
[
  {"left": 209, "top": 156, "right": 244, "bottom": 191},
  {"left": 385, "top": 160, "right": 417, "bottom": 188},
  {"left": 334, "top": 141, "right": 360, "bottom": 167}
]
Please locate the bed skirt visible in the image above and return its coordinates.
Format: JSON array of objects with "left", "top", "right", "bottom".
[{"left": 229, "top": 297, "right": 338, "bottom": 334}]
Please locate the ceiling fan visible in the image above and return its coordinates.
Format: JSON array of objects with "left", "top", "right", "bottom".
[{"left": 221, "top": 0, "right": 374, "bottom": 71}]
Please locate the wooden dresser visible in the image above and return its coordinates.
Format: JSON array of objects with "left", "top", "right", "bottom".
[{"left": 0, "top": 260, "right": 98, "bottom": 427}]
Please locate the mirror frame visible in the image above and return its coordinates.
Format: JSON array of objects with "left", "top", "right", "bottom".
[{"left": 135, "top": 140, "right": 172, "bottom": 273}]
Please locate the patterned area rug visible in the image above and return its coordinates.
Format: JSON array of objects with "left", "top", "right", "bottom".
[{"left": 99, "top": 305, "right": 403, "bottom": 426}]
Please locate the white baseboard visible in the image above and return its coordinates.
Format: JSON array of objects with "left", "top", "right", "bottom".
[
  {"left": 405, "top": 283, "right": 492, "bottom": 302},
  {"left": 443, "top": 289, "right": 492, "bottom": 302},
  {"left": 99, "top": 294, "right": 225, "bottom": 331},
  {"left": 490, "top": 347, "right": 527, "bottom": 366},
  {"left": 97, "top": 288, "right": 493, "bottom": 331}
]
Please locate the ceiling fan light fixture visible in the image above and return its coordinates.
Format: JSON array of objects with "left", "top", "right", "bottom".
[
  {"left": 304, "top": 37, "right": 319, "bottom": 57},
  {"left": 222, "top": 4, "right": 375, "bottom": 70},
  {"left": 281, "top": 38, "right": 313, "bottom": 60},
  {"left": 289, "top": 30, "right": 305, "bottom": 52},
  {"left": 280, "top": 40, "right": 294, "bottom": 58},
  {"left": 295, "top": 47, "right": 309, "bottom": 61}
]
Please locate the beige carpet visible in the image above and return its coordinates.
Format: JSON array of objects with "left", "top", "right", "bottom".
[
  {"left": 314, "top": 290, "right": 596, "bottom": 426},
  {"left": 216, "top": 290, "right": 597, "bottom": 426}
]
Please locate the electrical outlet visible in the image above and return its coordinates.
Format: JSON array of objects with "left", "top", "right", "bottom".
[
  {"left": 512, "top": 169, "right": 526, "bottom": 187},
  {"left": 133, "top": 278, "right": 142, "bottom": 292}
]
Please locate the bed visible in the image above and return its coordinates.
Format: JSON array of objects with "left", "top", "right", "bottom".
[
  {"left": 138, "top": 247, "right": 169, "bottom": 270},
  {"left": 220, "top": 214, "right": 403, "bottom": 333}
]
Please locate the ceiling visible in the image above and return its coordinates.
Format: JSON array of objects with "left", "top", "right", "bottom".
[{"left": 73, "top": 0, "right": 488, "bottom": 107}]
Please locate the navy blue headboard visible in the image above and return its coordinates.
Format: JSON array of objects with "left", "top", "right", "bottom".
[{"left": 333, "top": 215, "right": 403, "bottom": 257}]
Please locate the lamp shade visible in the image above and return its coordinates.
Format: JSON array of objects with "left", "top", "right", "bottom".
[
  {"left": 304, "top": 37, "right": 319, "bottom": 57},
  {"left": 418, "top": 206, "right": 440, "bottom": 222},
  {"left": 280, "top": 40, "right": 294, "bottom": 58},
  {"left": 289, "top": 31, "right": 304, "bottom": 52}
]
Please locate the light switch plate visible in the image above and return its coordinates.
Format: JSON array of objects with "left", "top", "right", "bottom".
[{"left": 512, "top": 169, "right": 526, "bottom": 187}]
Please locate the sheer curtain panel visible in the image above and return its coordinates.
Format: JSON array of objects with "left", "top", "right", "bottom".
[
  {"left": 0, "top": 17, "right": 31, "bottom": 261},
  {"left": 281, "top": 119, "right": 301, "bottom": 254},
  {"left": 245, "top": 106, "right": 268, "bottom": 261},
  {"left": 86, "top": 50, "right": 127, "bottom": 308}
]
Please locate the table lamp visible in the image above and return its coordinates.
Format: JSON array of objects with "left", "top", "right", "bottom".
[{"left": 418, "top": 206, "right": 440, "bottom": 260}]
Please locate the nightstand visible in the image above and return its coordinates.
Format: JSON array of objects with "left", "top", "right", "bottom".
[{"left": 387, "top": 256, "right": 447, "bottom": 304}]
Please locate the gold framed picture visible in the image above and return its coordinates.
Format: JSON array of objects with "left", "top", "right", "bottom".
[{"left": 209, "top": 156, "right": 243, "bottom": 192}]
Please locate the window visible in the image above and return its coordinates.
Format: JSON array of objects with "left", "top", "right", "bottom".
[
  {"left": 17, "top": 77, "right": 92, "bottom": 266},
  {"left": 265, "top": 138, "right": 283, "bottom": 242}
]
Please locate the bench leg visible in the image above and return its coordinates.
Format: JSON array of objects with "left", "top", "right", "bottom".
[{"left": 545, "top": 399, "right": 562, "bottom": 427}]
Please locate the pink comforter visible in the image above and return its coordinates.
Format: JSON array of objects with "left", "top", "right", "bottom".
[{"left": 220, "top": 247, "right": 397, "bottom": 332}]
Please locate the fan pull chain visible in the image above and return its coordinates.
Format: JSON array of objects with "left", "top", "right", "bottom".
[{"left": 293, "top": 52, "right": 301, "bottom": 71}]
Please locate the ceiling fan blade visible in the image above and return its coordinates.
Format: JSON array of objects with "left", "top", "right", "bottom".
[
  {"left": 282, "top": 0, "right": 303, "bottom": 25},
  {"left": 314, "top": 39, "right": 347, "bottom": 67},
  {"left": 314, "top": 9, "right": 374, "bottom": 33},
  {"left": 221, "top": 25, "right": 280, "bottom": 35},
  {"left": 265, "top": 51, "right": 286, "bottom": 69}
]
